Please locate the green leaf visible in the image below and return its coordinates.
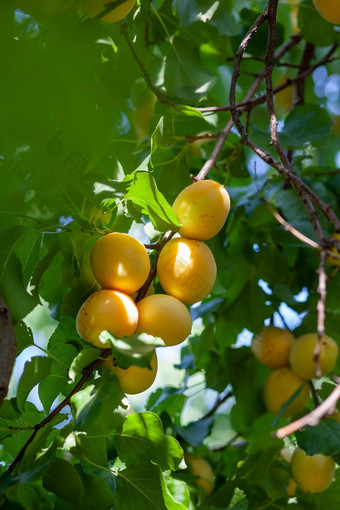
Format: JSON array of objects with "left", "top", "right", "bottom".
[
  {"left": 124, "top": 171, "right": 181, "bottom": 232},
  {"left": 115, "top": 412, "right": 183, "bottom": 470},
  {"left": 78, "top": 471, "right": 114, "bottom": 510},
  {"left": 175, "top": 418, "right": 214, "bottom": 447},
  {"left": 101, "top": 331, "right": 164, "bottom": 369},
  {"left": 71, "top": 372, "right": 126, "bottom": 435},
  {"left": 296, "top": 419, "right": 340, "bottom": 456},
  {"left": 14, "top": 321, "right": 35, "bottom": 355},
  {"left": 0, "top": 251, "right": 37, "bottom": 323},
  {"left": 42, "top": 458, "right": 84, "bottom": 509},
  {"left": 16, "top": 357, "right": 52, "bottom": 412},
  {"left": 70, "top": 433, "right": 108, "bottom": 469},
  {"left": 280, "top": 104, "right": 333, "bottom": 148},
  {"left": 69, "top": 347, "right": 100, "bottom": 382},
  {"left": 115, "top": 461, "right": 169, "bottom": 510},
  {"left": 298, "top": 0, "right": 340, "bottom": 46}
]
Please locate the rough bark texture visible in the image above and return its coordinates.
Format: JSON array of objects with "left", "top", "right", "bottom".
[{"left": 0, "top": 292, "right": 17, "bottom": 406}]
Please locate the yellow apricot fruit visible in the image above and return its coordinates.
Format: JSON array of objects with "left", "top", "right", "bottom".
[
  {"left": 289, "top": 333, "right": 339, "bottom": 380},
  {"left": 313, "top": 0, "right": 340, "bottom": 24},
  {"left": 286, "top": 479, "right": 297, "bottom": 496},
  {"left": 326, "top": 233, "right": 340, "bottom": 266},
  {"left": 136, "top": 294, "right": 192, "bottom": 347},
  {"left": 157, "top": 237, "right": 217, "bottom": 305},
  {"left": 185, "top": 453, "right": 215, "bottom": 495},
  {"left": 172, "top": 180, "right": 230, "bottom": 241},
  {"left": 76, "top": 289, "right": 138, "bottom": 349},
  {"left": 251, "top": 326, "right": 295, "bottom": 368},
  {"left": 291, "top": 447, "right": 335, "bottom": 493},
  {"left": 79, "top": 0, "right": 136, "bottom": 23},
  {"left": 263, "top": 367, "right": 310, "bottom": 417},
  {"left": 103, "top": 352, "right": 158, "bottom": 394},
  {"left": 90, "top": 232, "right": 150, "bottom": 294}
]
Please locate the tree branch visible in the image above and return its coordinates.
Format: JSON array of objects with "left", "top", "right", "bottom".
[
  {"left": 261, "top": 198, "right": 320, "bottom": 249},
  {"left": 0, "top": 293, "right": 17, "bottom": 407},
  {"left": 276, "top": 379, "right": 340, "bottom": 439},
  {"left": 313, "top": 250, "right": 328, "bottom": 378},
  {"left": 7, "top": 350, "right": 111, "bottom": 474}
]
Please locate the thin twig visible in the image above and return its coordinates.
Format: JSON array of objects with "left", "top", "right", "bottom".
[
  {"left": 293, "top": 42, "right": 314, "bottom": 106},
  {"left": 198, "top": 44, "right": 337, "bottom": 114},
  {"left": 313, "top": 250, "right": 327, "bottom": 378},
  {"left": 7, "top": 350, "right": 111, "bottom": 474},
  {"left": 229, "top": 26, "right": 340, "bottom": 232},
  {"left": 261, "top": 198, "right": 320, "bottom": 249},
  {"left": 136, "top": 231, "right": 175, "bottom": 301},
  {"left": 202, "top": 391, "right": 233, "bottom": 420},
  {"left": 120, "top": 23, "right": 177, "bottom": 108},
  {"left": 276, "top": 379, "right": 340, "bottom": 439},
  {"left": 309, "top": 380, "right": 321, "bottom": 409}
]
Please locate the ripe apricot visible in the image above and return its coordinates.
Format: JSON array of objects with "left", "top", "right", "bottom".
[
  {"left": 313, "top": 0, "right": 340, "bottom": 24},
  {"left": 90, "top": 232, "right": 150, "bottom": 294},
  {"left": 291, "top": 447, "right": 335, "bottom": 493},
  {"left": 103, "top": 352, "right": 158, "bottom": 394},
  {"left": 76, "top": 289, "right": 138, "bottom": 348},
  {"left": 263, "top": 367, "right": 310, "bottom": 417},
  {"left": 157, "top": 237, "right": 217, "bottom": 305},
  {"left": 172, "top": 180, "right": 230, "bottom": 241},
  {"left": 185, "top": 453, "right": 215, "bottom": 495},
  {"left": 289, "top": 333, "right": 338, "bottom": 380},
  {"left": 79, "top": 0, "right": 136, "bottom": 23},
  {"left": 251, "top": 326, "right": 295, "bottom": 368},
  {"left": 136, "top": 294, "right": 192, "bottom": 347}
]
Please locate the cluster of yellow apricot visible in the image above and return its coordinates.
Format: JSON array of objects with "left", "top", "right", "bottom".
[
  {"left": 252, "top": 325, "right": 338, "bottom": 417},
  {"left": 76, "top": 179, "right": 230, "bottom": 395},
  {"left": 252, "top": 326, "right": 339, "bottom": 494}
]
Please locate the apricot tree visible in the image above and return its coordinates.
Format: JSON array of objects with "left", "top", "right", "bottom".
[{"left": 0, "top": 0, "right": 340, "bottom": 509}]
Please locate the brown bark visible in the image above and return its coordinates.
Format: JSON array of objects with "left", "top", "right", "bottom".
[{"left": 0, "top": 292, "right": 17, "bottom": 406}]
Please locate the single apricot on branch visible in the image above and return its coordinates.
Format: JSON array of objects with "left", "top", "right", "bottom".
[
  {"left": 289, "top": 333, "right": 339, "bottom": 380},
  {"left": 172, "top": 180, "right": 230, "bottom": 241},
  {"left": 90, "top": 232, "right": 150, "bottom": 294},
  {"left": 157, "top": 237, "right": 217, "bottom": 305},
  {"left": 76, "top": 289, "right": 138, "bottom": 348},
  {"left": 291, "top": 447, "right": 335, "bottom": 493},
  {"left": 251, "top": 325, "right": 295, "bottom": 368},
  {"left": 136, "top": 294, "right": 192, "bottom": 347},
  {"left": 263, "top": 367, "right": 310, "bottom": 417},
  {"left": 103, "top": 352, "right": 158, "bottom": 394},
  {"left": 79, "top": 0, "right": 136, "bottom": 23}
]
